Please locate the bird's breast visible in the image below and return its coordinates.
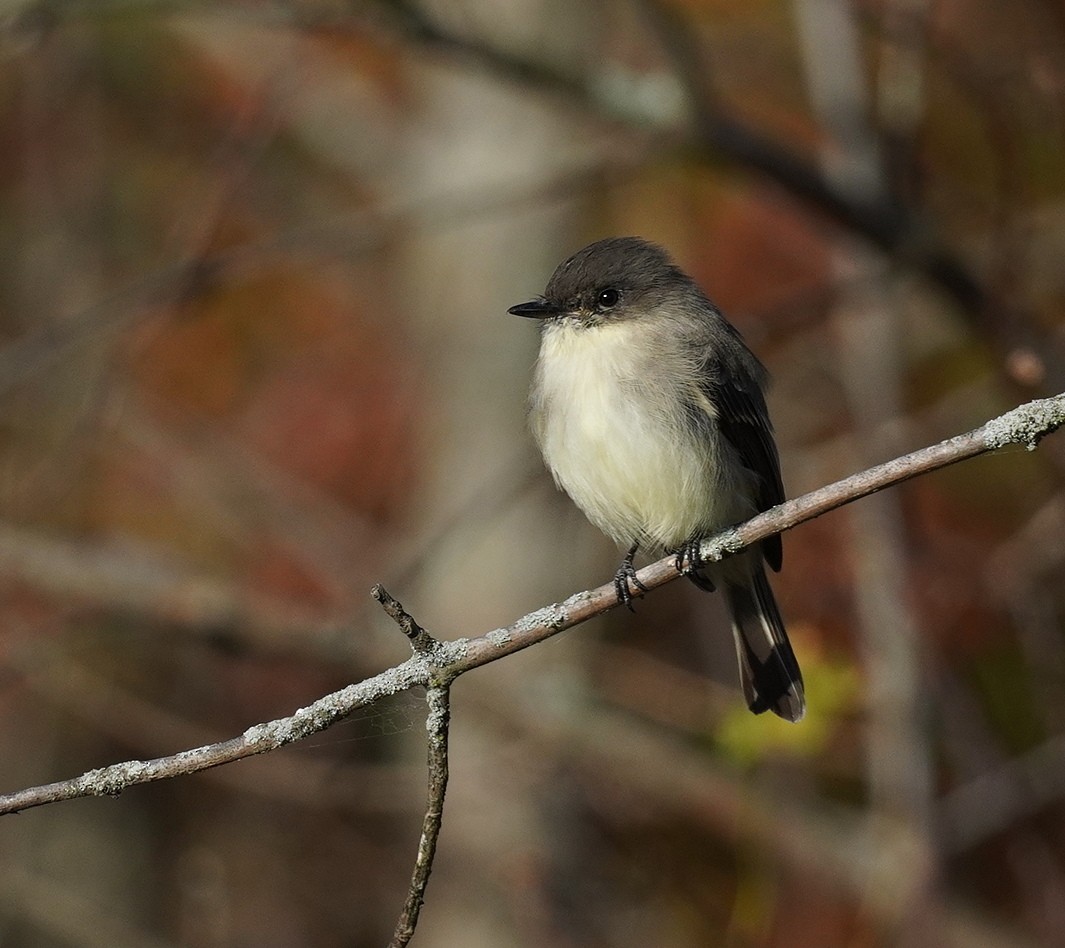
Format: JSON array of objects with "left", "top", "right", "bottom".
[{"left": 530, "top": 320, "right": 746, "bottom": 549}]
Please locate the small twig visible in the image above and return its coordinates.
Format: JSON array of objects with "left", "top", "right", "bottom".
[
  {"left": 389, "top": 685, "right": 451, "bottom": 948},
  {"left": 371, "top": 587, "right": 450, "bottom": 946},
  {"left": 372, "top": 584, "right": 433, "bottom": 652}
]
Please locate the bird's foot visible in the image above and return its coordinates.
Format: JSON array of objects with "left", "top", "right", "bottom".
[
  {"left": 674, "top": 537, "right": 715, "bottom": 592},
  {"left": 613, "top": 545, "right": 647, "bottom": 611}
]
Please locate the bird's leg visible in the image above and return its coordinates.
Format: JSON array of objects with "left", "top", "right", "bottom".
[
  {"left": 613, "top": 543, "right": 647, "bottom": 611},
  {"left": 675, "top": 536, "right": 715, "bottom": 592}
]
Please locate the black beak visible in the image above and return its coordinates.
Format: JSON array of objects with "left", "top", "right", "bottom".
[{"left": 507, "top": 298, "right": 562, "bottom": 319}]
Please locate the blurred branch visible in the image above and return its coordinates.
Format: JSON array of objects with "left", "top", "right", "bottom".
[
  {"left": 0, "top": 392, "right": 1060, "bottom": 818},
  {"left": 371, "top": 0, "right": 1065, "bottom": 392},
  {"left": 367, "top": 0, "right": 980, "bottom": 314},
  {"left": 471, "top": 682, "right": 1031, "bottom": 948},
  {"left": 0, "top": 863, "right": 176, "bottom": 948},
  {"left": 795, "top": 2, "right": 939, "bottom": 935},
  {"left": 0, "top": 0, "right": 1000, "bottom": 330},
  {"left": 4, "top": 1, "right": 1063, "bottom": 458},
  {"left": 0, "top": 159, "right": 606, "bottom": 398},
  {"left": 942, "top": 731, "right": 1065, "bottom": 852}
]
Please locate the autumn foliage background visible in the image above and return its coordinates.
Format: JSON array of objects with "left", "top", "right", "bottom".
[{"left": 1, "top": 1, "right": 1065, "bottom": 946}]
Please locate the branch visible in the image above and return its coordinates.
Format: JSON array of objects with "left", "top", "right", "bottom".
[
  {"left": 371, "top": 585, "right": 452, "bottom": 945},
  {"left": 0, "top": 395, "right": 1060, "bottom": 948},
  {"left": 390, "top": 683, "right": 451, "bottom": 948},
  {"left": 372, "top": 583, "right": 432, "bottom": 651},
  {"left": 0, "top": 392, "right": 1060, "bottom": 818},
  {"left": 9, "top": 0, "right": 995, "bottom": 325},
  {"left": 10, "top": 2, "right": 1060, "bottom": 392},
  {"left": 366, "top": 0, "right": 987, "bottom": 323},
  {"left": 360, "top": 0, "right": 1065, "bottom": 390}
]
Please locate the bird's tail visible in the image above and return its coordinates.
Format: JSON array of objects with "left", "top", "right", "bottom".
[{"left": 723, "top": 566, "right": 805, "bottom": 722}]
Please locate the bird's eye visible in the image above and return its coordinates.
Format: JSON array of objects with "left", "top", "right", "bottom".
[{"left": 597, "top": 288, "right": 620, "bottom": 309}]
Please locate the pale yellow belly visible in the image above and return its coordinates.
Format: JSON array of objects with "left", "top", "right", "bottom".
[{"left": 531, "top": 321, "right": 752, "bottom": 549}]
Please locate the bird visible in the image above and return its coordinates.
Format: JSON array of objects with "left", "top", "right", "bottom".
[{"left": 507, "top": 236, "right": 804, "bottom": 721}]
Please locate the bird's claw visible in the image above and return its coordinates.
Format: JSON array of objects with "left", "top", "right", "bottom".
[
  {"left": 674, "top": 538, "right": 715, "bottom": 591},
  {"left": 613, "top": 559, "right": 647, "bottom": 611}
]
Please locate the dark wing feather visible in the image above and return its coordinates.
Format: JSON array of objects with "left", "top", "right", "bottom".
[{"left": 701, "top": 366, "right": 785, "bottom": 572}]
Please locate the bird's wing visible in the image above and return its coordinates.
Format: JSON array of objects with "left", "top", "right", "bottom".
[{"left": 698, "top": 361, "right": 785, "bottom": 572}]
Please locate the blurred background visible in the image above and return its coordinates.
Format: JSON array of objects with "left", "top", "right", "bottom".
[{"left": 0, "top": 0, "right": 1063, "bottom": 945}]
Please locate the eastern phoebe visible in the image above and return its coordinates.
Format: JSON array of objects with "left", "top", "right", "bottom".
[{"left": 508, "top": 237, "right": 804, "bottom": 721}]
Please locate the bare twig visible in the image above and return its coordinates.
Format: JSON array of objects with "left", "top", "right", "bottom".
[
  {"left": 0, "top": 392, "right": 1060, "bottom": 819},
  {"left": 389, "top": 684, "right": 451, "bottom": 948},
  {"left": 372, "top": 579, "right": 454, "bottom": 940},
  {"left": 366, "top": 587, "right": 453, "bottom": 946},
  {"left": 372, "top": 583, "right": 431, "bottom": 650}
]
